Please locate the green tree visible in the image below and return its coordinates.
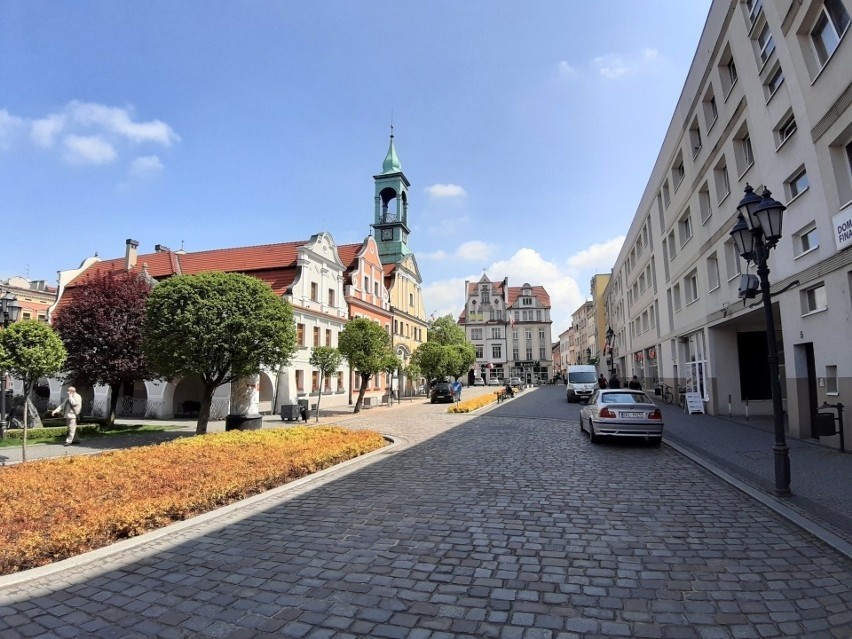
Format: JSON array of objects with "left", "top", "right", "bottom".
[
  {"left": 144, "top": 272, "right": 297, "bottom": 434},
  {"left": 52, "top": 271, "right": 154, "bottom": 425},
  {"left": 0, "top": 321, "right": 67, "bottom": 461},
  {"left": 412, "top": 314, "right": 475, "bottom": 382},
  {"left": 308, "top": 346, "right": 343, "bottom": 422},
  {"left": 337, "top": 317, "right": 394, "bottom": 413}
]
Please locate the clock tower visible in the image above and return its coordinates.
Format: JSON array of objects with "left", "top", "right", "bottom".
[{"left": 372, "top": 127, "right": 412, "bottom": 264}]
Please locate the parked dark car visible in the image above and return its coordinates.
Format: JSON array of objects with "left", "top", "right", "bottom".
[{"left": 430, "top": 382, "right": 454, "bottom": 404}]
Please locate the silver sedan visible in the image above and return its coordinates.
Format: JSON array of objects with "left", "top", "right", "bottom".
[{"left": 579, "top": 389, "right": 663, "bottom": 445}]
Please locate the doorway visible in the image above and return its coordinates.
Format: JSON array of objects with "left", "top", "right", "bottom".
[{"left": 794, "top": 343, "right": 819, "bottom": 438}]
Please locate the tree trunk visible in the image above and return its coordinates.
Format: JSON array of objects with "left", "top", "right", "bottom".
[
  {"left": 108, "top": 381, "right": 122, "bottom": 426},
  {"left": 315, "top": 373, "right": 323, "bottom": 423},
  {"left": 196, "top": 383, "right": 217, "bottom": 435},
  {"left": 353, "top": 373, "right": 370, "bottom": 413},
  {"left": 21, "top": 381, "right": 32, "bottom": 463}
]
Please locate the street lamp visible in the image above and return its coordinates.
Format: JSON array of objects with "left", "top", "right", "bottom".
[
  {"left": 0, "top": 292, "right": 22, "bottom": 438},
  {"left": 605, "top": 326, "right": 615, "bottom": 376},
  {"left": 729, "top": 184, "right": 789, "bottom": 497}
]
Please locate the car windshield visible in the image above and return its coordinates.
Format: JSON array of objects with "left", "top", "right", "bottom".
[
  {"left": 601, "top": 392, "right": 651, "bottom": 404},
  {"left": 568, "top": 371, "right": 597, "bottom": 383}
]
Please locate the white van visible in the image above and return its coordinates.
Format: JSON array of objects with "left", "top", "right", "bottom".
[{"left": 565, "top": 365, "right": 598, "bottom": 403}]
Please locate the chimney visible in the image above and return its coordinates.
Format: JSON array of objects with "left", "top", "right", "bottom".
[{"left": 125, "top": 239, "right": 139, "bottom": 270}]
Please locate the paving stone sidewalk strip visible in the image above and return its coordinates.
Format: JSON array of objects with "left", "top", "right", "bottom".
[{"left": 0, "top": 386, "right": 849, "bottom": 638}]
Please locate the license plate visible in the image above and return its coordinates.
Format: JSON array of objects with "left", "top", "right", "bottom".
[{"left": 621, "top": 411, "right": 644, "bottom": 418}]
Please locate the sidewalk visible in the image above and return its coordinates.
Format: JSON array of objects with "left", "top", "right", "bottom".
[{"left": 659, "top": 402, "right": 852, "bottom": 558}]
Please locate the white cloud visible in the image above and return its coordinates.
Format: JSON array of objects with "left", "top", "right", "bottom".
[
  {"left": 425, "top": 183, "right": 467, "bottom": 198},
  {"left": 128, "top": 154, "right": 164, "bottom": 178},
  {"left": 423, "top": 239, "right": 624, "bottom": 335},
  {"left": 31, "top": 114, "right": 67, "bottom": 148},
  {"left": 421, "top": 240, "right": 493, "bottom": 262},
  {"left": 63, "top": 134, "right": 117, "bottom": 165},
  {"left": 566, "top": 236, "right": 625, "bottom": 273},
  {"left": 593, "top": 48, "right": 661, "bottom": 79},
  {"left": 558, "top": 60, "right": 576, "bottom": 76},
  {"left": 0, "top": 109, "right": 26, "bottom": 149},
  {"left": 68, "top": 101, "right": 179, "bottom": 146}
]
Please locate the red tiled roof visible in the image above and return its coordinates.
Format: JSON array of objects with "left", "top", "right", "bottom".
[
  {"left": 66, "top": 241, "right": 308, "bottom": 288},
  {"left": 337, "top": 243, "right": 362, "bottom": 271},
  {"left": 507, "top": 285, "right": 550, "bottom": 308}
]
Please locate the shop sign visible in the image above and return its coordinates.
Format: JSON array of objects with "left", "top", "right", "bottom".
[{"left": 834, "top": 208, "right": 852, "bottom": 251}]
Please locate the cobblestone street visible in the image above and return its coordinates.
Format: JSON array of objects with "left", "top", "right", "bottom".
[{"left": 1, "top": 397, "right": 851, "bottom": 638}]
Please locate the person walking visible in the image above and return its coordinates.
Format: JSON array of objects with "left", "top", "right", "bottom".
[
  {"left": 52, "top": 386, "right": 82, "bottom": 446},
  {"left": 628, "top": 375, "right": 643, "bottom": 390},
  {"left": 609, "top": 373, "right": 622, "bottom": 389},
  {"left": 597, "top": 374, "right": 608, "bottom": 389}
]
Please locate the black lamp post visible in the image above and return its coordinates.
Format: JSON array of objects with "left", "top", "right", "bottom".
[
  {"left": 605, "top": 326, "right": 615, "bottom": 376},
  {"left": 729, "top": 184, "right": 790, "bottom": 497},
  {"left": 0, "top": 292, "right": 22, "bottom": 438}
]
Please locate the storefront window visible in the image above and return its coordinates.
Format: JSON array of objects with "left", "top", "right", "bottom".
[{"left": 684, "top": 332, "right": 709, "bottom": 400}]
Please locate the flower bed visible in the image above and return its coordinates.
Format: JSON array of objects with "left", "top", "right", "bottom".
[
  {"left": 0, "top": 426, "right": 386, "bottom": 575},
  {"left": 447, "top": 391, "right": 501, "bottom": 414}
]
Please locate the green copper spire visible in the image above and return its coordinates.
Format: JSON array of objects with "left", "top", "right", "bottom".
[{"left": 381, "top": 125, "right": 402, "bottom": 174}]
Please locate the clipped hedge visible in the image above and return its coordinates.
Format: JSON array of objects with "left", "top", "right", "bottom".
[
  {"left": 3, "top": 424, "right": 101, "bottom": 441},
  {"left": 447, "top": 391, "right": 501, "bottom": 414},
  {"left": 0, "top": 426, "right": 387, "bottom": 574}
]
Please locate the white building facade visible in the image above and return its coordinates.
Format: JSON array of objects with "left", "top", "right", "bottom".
[{"left": 604, "top": 0, "right": 852, "bottom": 446}]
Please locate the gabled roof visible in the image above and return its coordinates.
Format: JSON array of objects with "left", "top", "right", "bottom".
[
  {"left": 507, "top": 285, "right": 551, "bottom": 308},
  {"left": 64, "top": 240, "right": 308, "bottom": 297}
]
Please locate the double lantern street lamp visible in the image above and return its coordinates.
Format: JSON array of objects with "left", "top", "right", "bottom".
[
  {"left": 729, "top": 184, "right": 790, "bottom": 497},
  {"left": 0, "top": 292, "right": 22, "bottom": 438}
]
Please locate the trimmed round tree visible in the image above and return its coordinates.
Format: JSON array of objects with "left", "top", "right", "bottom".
[{"left": 144, "top": 272, "right": 297, "bottom": 434}]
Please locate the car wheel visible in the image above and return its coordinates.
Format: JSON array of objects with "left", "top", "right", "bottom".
[{"left": 588, "top": 419, "right": 599, "bottom": 443}]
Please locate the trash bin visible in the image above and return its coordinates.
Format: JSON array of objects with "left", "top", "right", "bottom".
[
  {"left": 280, "top": 404, "right": 300, "bottom": 421},
  {"left": 817, "top": 412, "right": 837, "bottom": 437},
  {"left": 297, "top": 398, "right": 309, "bottom": 422}
]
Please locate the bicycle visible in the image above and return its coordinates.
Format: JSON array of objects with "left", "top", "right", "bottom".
[{"left": 656, "top": 383, "right": 675, "bottom": 405}]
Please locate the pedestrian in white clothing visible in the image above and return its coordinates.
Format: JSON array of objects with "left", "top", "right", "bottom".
[{"left": 52, "top": 387, "right": 82, "bottom": 445}]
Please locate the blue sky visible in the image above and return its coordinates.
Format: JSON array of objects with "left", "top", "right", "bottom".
[{"left": 1, "top": 1, "right": 712, "bottom": 335}]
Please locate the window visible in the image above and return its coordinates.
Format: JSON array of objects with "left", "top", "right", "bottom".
[
  {"left": 802, "top": 283, "right": 827, "bottom": 314},
  {"left": 690, "top": 119, "right": 702, "bottom": 156},
  {"left": 313, "top": 326, "right": 320, "bottom": 347},
  {"left": 296, "top": 370, "right": 304, "bottom": 392},
  {"left": 720, "top": 49, "right": 738, "bottom": 97},
  {"left": 699, "top": 185, "right": 713, "bottom": 223},
  {"left": 297, "top": 323, "right": 305, "bottom": 346},
  {"left": 776, "top": 112, "right": 797, "bottom": 147},
  {"left": 328, "top": 289, "right": 335, "bottom": 307},
  {"left": 667, "top": 231, "right": 677, "bottom": 261},
  {"left": 492, "top": 345, "right": 502, "bottom": 359},
  {"left": 794, "top": 224, "right": 819, "bottom": 256},
  {"left": 811, "top": 0, "right": 850, "bottom": 67},
  {"left": 685, "top": 270, "right": 699, "bottom": 304},
  {"left": 714, "top": 160, "right": 731, "bottom": 203},
  {"left": 725, "top": 240, "right": 742, "bottom": 280},
  {"left": 707, "top": 254, "right": 720, "bottom": 291},
  {"left": 471, "top": 328, "right": 482, "bottom": 340},
  {"left": 662, "top": 181, "right": 671, "bottom": 208},
  {"left": 735, "top": 132, "right": 755, "bottom": 176},
  {"left": 310, "top": 282, "right": 318, "bottom": 302},
  {"left": 756, "top": 21, "right": 776, "bottom": 65},
  {"left": 826, "top": 365, "right": 839, "bottom": 394},
  {"left": 678, "top": 210, "right": 693, "bottom": 246},
  {"left": 312, "top": 371, "right": 319, "bottom": 392},
  {"left": 363, "top": 276, "right": 369, "bottom": 291},
  {"left": 703, "top": 90, "right": 718, "bottom": 130},
  {"left": 409, "top": 292, "right": 414, "bottom": 306},
  {"left": 491, "top": 327, "right": 501, "bottom": 339},
  {"left": 475, "top": 345, "right": 484, "bottom": 358},
  {"left": 673, "top": 157, "right": 685, "bottom": 189},
  {"left": 786, "top": 167, "right": 810, "bottom": 200},
  {"left": 746, "top": 0, "right": 763, "bottom": 23},
  {"left": 764, "top": 64, "right": 784, "bottom": 99},
  {"left": 481, "top": 286, "right": 490, "bottom": 303},
  {"left": 672, "top": 284, "right": 682, "bottom": 312},
  {"left": 374, "top": 282, "right": 379, "bottom": 297},
  {"left": 325, "top": 329, "right": 332, "bottom": 346}
]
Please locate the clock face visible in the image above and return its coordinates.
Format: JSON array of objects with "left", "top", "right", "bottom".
[{"left": 381, "top": 228, "right": 393, "bottom": 241}]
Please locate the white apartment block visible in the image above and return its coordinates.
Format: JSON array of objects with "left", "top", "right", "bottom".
[{"left": 604, "top": 0, "right": 852, "bottom": 446}]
